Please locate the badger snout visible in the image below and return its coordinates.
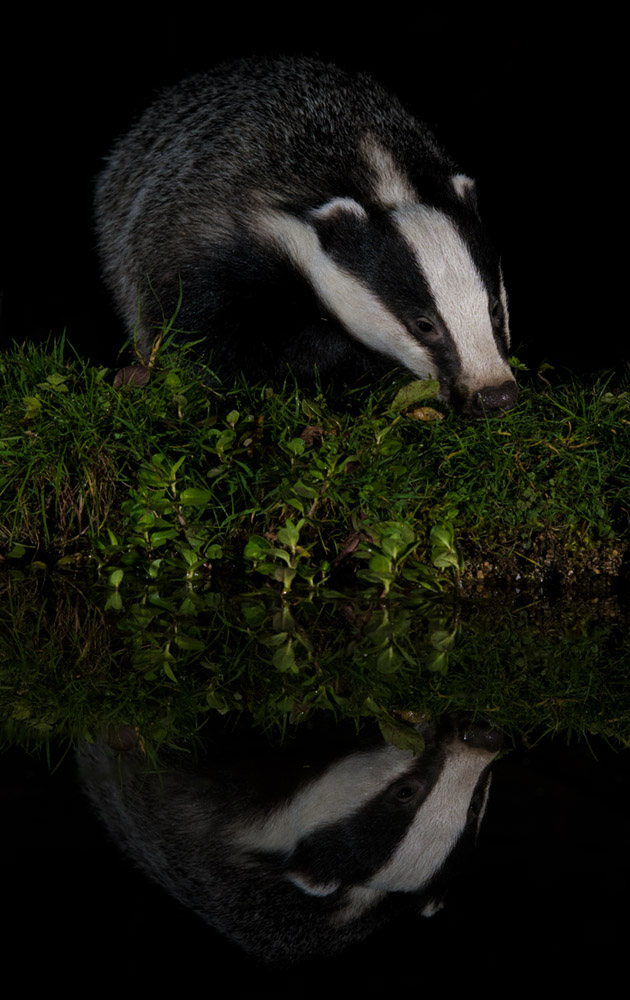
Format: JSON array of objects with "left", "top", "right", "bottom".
[
  {"left": 421, "top": 713, "right": 504, "bottom": 757},
  {"left": 451, "top": 379, "right": 518, "bottom": 418},
  {"left": 474, "top": 379, "right": 519, "bottom": 415},
  {"left": 460, "top": 720, "right": 504, "bottom": 754}
]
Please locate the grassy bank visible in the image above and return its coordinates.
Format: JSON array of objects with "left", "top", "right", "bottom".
[{"left": 1, "top": 338, "right": 628, "bottom": 592}]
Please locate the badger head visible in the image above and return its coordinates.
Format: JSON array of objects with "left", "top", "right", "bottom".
[
  {"left": 239, "top": 715, "right": 501, "bottom": 923},
  {"left": 261, "top": 181, "right": 517, "bottom": 417}
]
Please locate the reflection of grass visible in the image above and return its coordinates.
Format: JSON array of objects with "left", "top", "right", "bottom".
[
  {"left": 1, "top": 338, "right": 629, "bottom": 750},
  {"left": 1, "top": 570, "right": 628, "bottom": 752}
]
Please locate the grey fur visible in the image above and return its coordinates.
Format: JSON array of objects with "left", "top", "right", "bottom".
[{"left": 95, "top": 57, "right": 517, "bottom": 415}]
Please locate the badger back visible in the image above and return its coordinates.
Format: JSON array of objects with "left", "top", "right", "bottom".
[{"left": 95, "top": 57, "right": 516, "bottom": 415}]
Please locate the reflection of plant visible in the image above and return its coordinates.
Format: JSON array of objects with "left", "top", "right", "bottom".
[
  {"left": 3, "top": 564, "right": 630, "bottom": 751},
  {"left": 343, "top": 599, "right": 459, "bottom": 678},
  {"left": 424, "top": 619, "right": 459, "bottom": 674},
  {"left": 354, "top": 605, "right": 414, "bottom": 674}
]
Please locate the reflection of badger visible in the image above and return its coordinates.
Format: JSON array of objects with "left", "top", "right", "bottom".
[
  {"left": 95, "top": 57, "right": 517, "bottom": 416},
  {"left": 78, "top": 715, "right": 502, "bottom": 963}
]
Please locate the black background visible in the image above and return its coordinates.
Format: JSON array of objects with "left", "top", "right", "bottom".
[{"left": 1, "top": 13, "right": 623, "bottom": 376}]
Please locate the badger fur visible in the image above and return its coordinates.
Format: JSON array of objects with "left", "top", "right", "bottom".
[
  {"left": 78, "top": 714, "right": 502, "bottom": 963},
  {"left": 95, "top": 57, "right": 517, "bottom": 416}
]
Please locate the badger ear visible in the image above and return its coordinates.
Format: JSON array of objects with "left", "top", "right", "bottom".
[
  {"left": 311, "top": 197, "right": 368, "bottom": 254},
  {"left": 420, "top": 897, "right": 446, "bottom": 917},
  {"left": 286, "top": 870, "right": 342, "bottom": 897},
  {"left": 451, "top": 173, "right": 479, "bottom": 212},
  {"left": 312, "top": 197, "right": 368, "bottom": 224}
]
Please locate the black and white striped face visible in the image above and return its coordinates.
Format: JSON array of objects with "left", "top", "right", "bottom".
[
  {"left": 235, "top": 718, "right": 501, "bottom": 921},
  {"left": 261, "top": 193, "right": 517, "bottom": 416}
]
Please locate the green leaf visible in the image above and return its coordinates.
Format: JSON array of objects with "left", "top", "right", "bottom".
[
  {"left": 426, "top": 650, "right": 449, "bottom": 674},
  {"left": 163, "top": 660, "right": 178, "bottom": 683},
  {"left": 432, "top": 552, "right": 460, "bottom": 570},
  {"left": 380, "top": 531, "right": 410, "bottom": 560},
  {"left": 180, "top": 487, "right": 212, "bottom": 505},
  {"left": 104, "top": 591, "right": 124, "bottom": 612},
  {"left": 150, "top": 529, "right": 178, "bottom": 547},
  {"left": 368, "top": 554, "right": 392, "bottom": 574},
  {"left": 283, "top": 437, "right": 305, "bottom": 457},
  {"left": 180, "top": 548, "right": 200, "bottom": 567},
  {"left": 292, "top": 480, "right": 319, "bottom": 498},
  {"left": 430, "top": 524, "right": 454, "bottom": 548},
  {"left": 23, "top": 395, "right": 42, "bottom": 418},
  {"left": 429, "top": 629, "right": 456, "bottom": 652},
  {"left": 277, "top": 519, "right": 302, "bottom": 551},
  {"left": 244, "top": 536, "right": 272, "bottom": 560},
  {"left": 206, "top": 691, "right": 229, "bottom": 713},
  {"left": 272, "top": 641, "right": 299, "bottom": 673},
  {"left": 390, "top": 379, "right": 440, "bottom": 411},
  {"left": 376, "top": 646, "right": 402, "bottom": 673},
  {"left": 173, "top": 635, "right": 206, "bottom": 650},
  {"left": 215, "top": 428, "right": 236, "bottom": 455},
  {"left": 378, "top": 719, "right": 425, "bottom": 753},
  {"left": 241, "top": 602, "right": 267, "bottom": 627}
]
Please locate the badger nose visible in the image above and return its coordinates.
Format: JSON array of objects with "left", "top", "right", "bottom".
[
  {"left": 444, "top": 713, "right": 504, "bottom": 753},
  {"left": 472, "top": 379, "right": 518, "bottom": 416},
  {"left": 461, "top": 722, "right": 504, "bottom": 754}
]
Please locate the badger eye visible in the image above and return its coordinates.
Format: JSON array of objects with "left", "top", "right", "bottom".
[
  {"left": 490, "top": 300, "right": 502, "bottom": 323},
  {"left": 395, "top": 784, "right": 418, "bottom": 803},
  {"left": 397, "top": 786, "right": 415, "bottom": 801},
  {"left": 415, "top": 318, "right": 434, "bottom": 334},
  {"left": 410, "top": 317, "right": 440, "bottom": 340}
]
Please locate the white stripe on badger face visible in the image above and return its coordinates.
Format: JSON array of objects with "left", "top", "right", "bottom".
[
  {"left": 395, "top": 205, "right": 513, "bottom": 391},
  {"left": 234, "top": 744, "right": 415, "bottom": 856},
  {"left": 365, "top": 746, "right": 493, "bottom": 893},
  {"left": 499, "top": 263, "right": 510, "bottom": 330},
  {"left": 258, "top": 210, "right": 436, "bottom": 379},
  {"left": 359, "top": 136, "right": 419, "bottom": 208}
]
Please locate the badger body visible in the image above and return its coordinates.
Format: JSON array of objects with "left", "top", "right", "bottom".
[
  {"left": 78, "top": 714, "right": 502, "bottom": 963},
  {"left": 95, "top": 57, "right": 517, "bottom": 415}
]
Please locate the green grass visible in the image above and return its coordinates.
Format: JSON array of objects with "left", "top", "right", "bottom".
[
  {"left": 1, "top": 337, "right": 629, "bottom": 751},
  {"left": 1, "top": 337, "right": 628, "bottom": 585}
]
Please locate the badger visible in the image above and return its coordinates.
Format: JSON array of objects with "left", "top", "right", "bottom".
[
  {"left": 95, "top": 57, "right": 516, "bottom": 416},
  {"left": 78, "top": 713, "right": 502, "bottom": 963}
]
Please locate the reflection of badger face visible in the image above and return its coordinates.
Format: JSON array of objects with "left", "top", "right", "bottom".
[
  {"left": 78, "top": 715, "right": 502, "bottom": 963},
  {"left": 94, "top": 57, "right": 517, "bottom": 417}
]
